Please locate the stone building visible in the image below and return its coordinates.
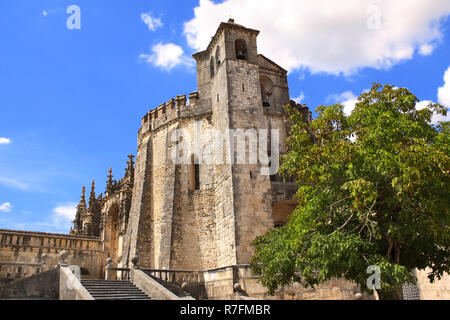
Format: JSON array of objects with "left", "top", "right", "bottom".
[
  {"left": 68, "top": 19, "right": 304, "bottom": 273},
  {"left": 1, "top": 19, "right": 449, "bottom": 300}
]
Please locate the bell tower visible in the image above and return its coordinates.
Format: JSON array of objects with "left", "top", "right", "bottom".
[{"left": 194, "top": 19, "right": 275, "bottom": 266}]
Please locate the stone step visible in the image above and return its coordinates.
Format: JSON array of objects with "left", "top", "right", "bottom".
[
  {"left": 81, "top": 283, "right": 138, "bottom": 287},
  {"left": 87, "top": 288, "right": 144, "bottom": 291},
  {"left": 82, "top": 282, "right": 132, "bottom": 286},
  {"left": 94, "top": 298, "right": 150, "bottom": 300},
  {"left": 84, "top": 287, "right": 139, "bottom": 290},
  {"left": 82, "top": 284, "right": 139, "bottom": 288},
  {"left": 91, "top": 292, "right": 147, "bottom": 298},
  {"left": 89, "top": 291, "right": 146, "bottom": 295},
  {"left": 81, "top": 279, "right": 151, "bottom": 300},
  {"left": 89, "top": 291, "right": 145, "bottom": 294},
  {"left": 91, "top": 294, "right": 149, "bottom": 298},
  {"left": 81, "top": 281, "right": 131, "bottom": 284}
]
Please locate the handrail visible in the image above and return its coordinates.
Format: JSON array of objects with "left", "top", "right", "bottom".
[
  {"left": 140, "top": 263, "right": 251, "bottom": 274},
  {"left": 0, "top": 262, "right": 43, "bottom": 267},
  {"left": 107, "top": 267, "right": 130, "bottom": 280},
  {"left": 141, "top": 269, "right": 204, "bottom": 283},
  {"left": 109, "top": 267, "right": 130, "bottom": 271}
]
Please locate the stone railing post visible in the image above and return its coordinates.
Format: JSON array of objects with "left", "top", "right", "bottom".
[
  {"left": 58, "top": 250, "right": 69, "bottom": 268},
  {"left": 131, "top": 255, "right": 139, "bottom": 269},
  {"left": 40, "top": 253, "right": 48, "bottom": 271},
  {"left": 129, "top": 255, "right": 139, "bottom": 283},
  {"left": 105, "top": 258, "right": 112, "bottom": 280}
]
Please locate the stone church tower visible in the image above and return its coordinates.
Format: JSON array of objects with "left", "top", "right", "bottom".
[
  {"left": 67, "top": 19, "right": 347, "bottom": 299},
  {"left": 120, "top": 19, "right": 306, "bottom": 271},
  {"left": 2, "top": 19, "right": 447, "bottom": 301}
]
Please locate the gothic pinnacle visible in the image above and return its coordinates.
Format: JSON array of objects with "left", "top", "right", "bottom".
[
  {"left": 107, "top": 168, "right": 113, "bottom": 185},
  {"left": 89, "top": 180, "right": 96, "bottom": 207},
  {"left": 77, "top": 186, "right": 87, "bottom": 210},
  {"left": 81, "top": 186, "right": 86, "bottom": 201},
  {"left": 127, "top": 154, "right": 135, "bottom": 167}
]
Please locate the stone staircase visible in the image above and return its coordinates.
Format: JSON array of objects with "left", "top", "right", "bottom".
[{"left": 80, "top": 279, "right": 151, "bottom": 300}]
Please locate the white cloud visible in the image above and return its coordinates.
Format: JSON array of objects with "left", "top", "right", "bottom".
[
  {"left": 329, "top": 89, "right": 449, "bottom": 122},
  {"left": 141, "top": 12, "right": 163, "bottom": 31},
  {"left": 0, "top": 203, "right": 76, "bottom": 233},
  {"left": 438, "top": 65, "right": 450, "bottom": 108},
  {"left": 53, "top": 204, "right": 77, "bottom": 221},
  {"left": 0, "top": 176, "right": 29, "bottom": 190},
  {"left": 419, "top": 43, "right": 434, "bottom": 56},
  {"left": 0, "top": 202, "right": 12, "bottom": 213},
  {"left": 326, "top": 91, "right": 358, "bottom": 116},
  {"left": 416, "top": 100, "right": 449, "bottom": 125},
  {"left": 42, "top": 10, "right": 48, "bottom": 17},
  {"left": 341, "top": 98, "right": 359, "bottom": 116},
  {"left": 139, "top": 42, "right": 194, "bottom": 71},
  {"left": 326, "top": 91, "right": 357, "bottom": 104},
  {"left": 293, "top": 92, "right": 305, "bottom": 104},
  {"left": 0, "top": 137, "right": 10, "bottom": 145},
  {"left": 184, "top": 0, "right": 450, "bottom": 75},
  {"left": 416, "top": 100, "right": 434, "bottom": 112},
  {"left": 50, "top": 203, "right": 77, "bottom": 232}
]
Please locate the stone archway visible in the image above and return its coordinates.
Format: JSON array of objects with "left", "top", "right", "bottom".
[{"left": 260, "top": 76, "right": 274, "bottom": 108}]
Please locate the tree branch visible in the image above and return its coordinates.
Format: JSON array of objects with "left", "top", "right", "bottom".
[{"left": 329, "top": 212, "right": 354, "bottom": 236}]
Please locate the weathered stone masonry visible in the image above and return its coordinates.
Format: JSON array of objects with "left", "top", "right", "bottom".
[
  {"left": 1, "top": 19, "right": 448, "bottom": 300},
  {"left": 0, "top": 229, "right": 103, "bottom": 280}
]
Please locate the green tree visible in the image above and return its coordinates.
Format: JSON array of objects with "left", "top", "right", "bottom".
[{"left": 250, "top": 83, "right": 450, "bottom": 299}]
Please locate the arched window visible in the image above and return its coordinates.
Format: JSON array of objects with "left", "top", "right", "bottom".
[
  {"left": 235, "top": 39, "right": 248, "bottom": 60},
  {"left": 260, "top": 76, "right": 274, "bottom": 107},
  {"left": 189, "top": 154, "right": 200, "bottom": 191},
  {"left": 210, "top": 57, "right": 215, "bottom": 78}
]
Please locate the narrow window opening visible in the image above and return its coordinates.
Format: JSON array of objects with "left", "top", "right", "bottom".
[
  {"left": 195, "top": 163, "right": 200, "bottom": 190},
  {"left": 210, "top": 57, "right": 215, "bottom": 78},
  {"left": 215, "top": 47, "right": 221, "bottom": 69},
  {"left": 190, "top": 155, "right": 200, "bottom": 191}
]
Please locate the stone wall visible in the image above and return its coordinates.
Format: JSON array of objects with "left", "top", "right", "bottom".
[
  {"left": 202, "top": 265, "right": 365, "bottom": 300},
  {"left": 123, "top": 132, "right": 153, "bottom": 269},
  {"left": 226, "top": 59, "right": 275, "bottom": 265},
  {"left": 0, "top": 229, "right": 103, "bottom": 280},
  {"left": 416, "top": 269, "right": 450, "bottom": 300},
  {"left": 0, "top": 267, "right": 59, "bottom": 300},
  {"left": 169, "top": 116, "right": 218, "bottom": 270},
  {"left": 210, "top": 30, "right": 238, "bottom": 268}
]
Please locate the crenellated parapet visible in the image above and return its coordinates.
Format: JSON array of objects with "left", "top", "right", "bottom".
[{"left": 139, "top": 91, "right": 211, "bottom": 138}]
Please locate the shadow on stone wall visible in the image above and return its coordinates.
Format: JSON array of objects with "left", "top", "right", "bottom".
[{"left": 0, "top": 268, "right": 59, "bottom": 300}]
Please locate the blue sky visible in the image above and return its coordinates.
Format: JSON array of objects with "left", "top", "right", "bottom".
[{"left": 0, "top": 0, "right": 449, "bottom": 233}]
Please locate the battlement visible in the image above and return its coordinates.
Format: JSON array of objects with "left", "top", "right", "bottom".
[{"left": 139, "top": 91, "right": 211, "bottom": 136}]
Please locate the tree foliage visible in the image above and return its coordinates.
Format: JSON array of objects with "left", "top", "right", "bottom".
[{"left": 250, "top": 83, "right": 450, "bottom": 299}]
